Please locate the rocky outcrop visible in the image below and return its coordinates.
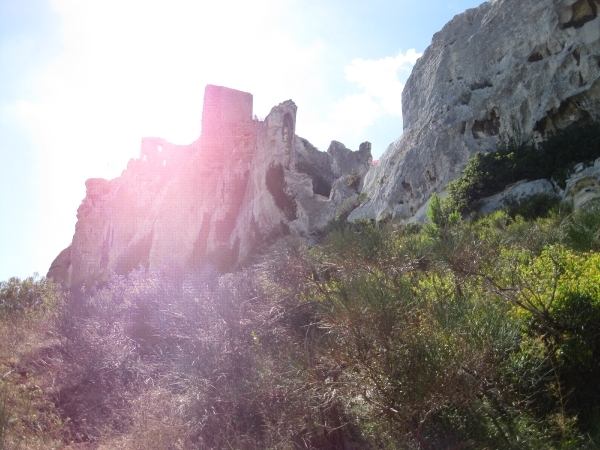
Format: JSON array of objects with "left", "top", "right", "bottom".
[
  {"left": 350, "top": 0, "right": 600, "bottom": 222},
  {"left": 477, "top": 179, "right": 559, "bottom": 215},
  {"left": 48, "top": 85, "right": 371, "bottom": 288},
  {"left": 230, "top": 100, "right": 372, "bottom": 263},
  {"left": 563, "top": 158, "right": 600, "bottom": 208}
]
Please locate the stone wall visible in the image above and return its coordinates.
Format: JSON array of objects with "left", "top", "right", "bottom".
[
  {"left": 202, "top": 84, "right": 253, "bottom": 129},
  {"left": 139, "top": 137, "right": 196, "bottom": 169},
  {"left": 201, "top": 85, "right": 255, "bottom": 155}
]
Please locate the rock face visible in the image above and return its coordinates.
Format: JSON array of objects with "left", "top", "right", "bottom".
[
  {"left": 230, "top": 100, "right": 372, "bottom": 263},
  {"left": 477, "top": 179, "right": 559, "bottom": 216},
  {"left": 563, "top": 157, "right": 600, "bottom": 208},
  {"left": 48, "top": 85, "right": 371, "bottom": 288},
  {"left": 351, "top": 0, "right": 600, "bottom": 222}
]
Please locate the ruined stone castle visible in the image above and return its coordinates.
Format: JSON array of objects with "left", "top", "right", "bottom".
[{"left": 48, "top": 85, "right": 371, "bottom": 288}]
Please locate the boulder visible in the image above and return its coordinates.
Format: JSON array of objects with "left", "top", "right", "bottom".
[
  {"left": 563, "top": 158, "right": 600, "bottom": 208},
  {"left": 477, "top": 179, "right": 559, "bottom": 215}
]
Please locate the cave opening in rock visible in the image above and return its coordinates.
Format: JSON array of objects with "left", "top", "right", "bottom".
[{"left": 266, "top": 163, "right": 298, "bottom": 221}]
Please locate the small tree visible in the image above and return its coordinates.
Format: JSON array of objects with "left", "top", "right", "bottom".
[{"left": 426, "top": 193, "right": 460, "bottom": 233}]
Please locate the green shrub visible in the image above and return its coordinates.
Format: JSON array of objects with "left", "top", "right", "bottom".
[
  {"left": 0, "top": 275, "right": 62, "bottom": 318},
  {"left": 9, "top": 179, "right": 600, "bottom": 448},
  {"left": 495, "top": 245, "right": 600, "bottom": 442},
  {"left": 426, "top": 192, "right": 460, "bottom": 233},
  {"left": 447, "top": 122, "right": 600, "bottom": 214},
  {"left": 565, "top": 205, "right": 600, "bottom": 252},
  {"left": 0, "top": 275, "right": 65, "bottom": 449},
  {"left": 503, "top": 193, "right": 561, "bottom": 220}
]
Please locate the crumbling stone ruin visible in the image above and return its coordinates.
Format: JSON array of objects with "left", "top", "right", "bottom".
[{"left": 48, "top": 85, "right": 372, "bottom": 288}]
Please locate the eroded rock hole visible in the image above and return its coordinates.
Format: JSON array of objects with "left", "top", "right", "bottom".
[
  {"left": 528, "top": 52, "right": 544, "bottom": 63},
  {"left": 533, "top": 99, "right": 593, "bottom": 137},
  {"left": 296, "top": 161, "right": 332, "bottom": 198},
  {"left": 527, "top": 44, "right": 550, "bottom": 63},
  {"left": 469, "top": 80, "right": 493, "bottom": 90},
  {"left": 266, "top": 163, "right": 297, "bottom": 221},
  {"left": 313, "top": 178, "right": 332, "bottom": 197},
  {"left": 459, "top": 91, "right": 471, "bottom": 105},
  {"left": 472, "top": 110, "right": 501, "bottom": 139},
  {"left": 562, "top": 0, "right": 598, "bottom": 29}
]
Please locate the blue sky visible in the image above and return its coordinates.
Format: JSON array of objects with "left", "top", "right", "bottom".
[{"left": 0, "top": 0, "right": 484, "bottom": 281}]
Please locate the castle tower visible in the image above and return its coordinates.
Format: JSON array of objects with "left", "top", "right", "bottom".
[{"left": 200, "top": 85, "right": 253, "bottom": 154}]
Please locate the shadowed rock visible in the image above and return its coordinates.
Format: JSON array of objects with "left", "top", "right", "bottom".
[{"left": 48, "top": 86, "right": 371, "bottom": 288}]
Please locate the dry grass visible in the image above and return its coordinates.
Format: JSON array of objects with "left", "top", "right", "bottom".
[{"left": 0, "top": 316, "right": 64, "bottom": 450}]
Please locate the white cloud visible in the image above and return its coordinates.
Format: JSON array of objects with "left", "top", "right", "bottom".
[
  {"left": 321, "top": 93, "right": 381, "bottom": 142},
  {"left": 315, "top": 49, "right": 421, "bottom": 147},
  {"left": 344, "top": 48, "right": 421, "bottom": 116}
]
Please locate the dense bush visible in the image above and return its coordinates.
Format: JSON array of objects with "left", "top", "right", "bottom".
[
  {"left": 0, "top": 274, "right": 62, "bottom": 318},
  {"left": 4, "top": 172, "right": 600, "bottom": 447},
  {"left": 447, "top": 122, "right": 600, "bottom": 214},
  {"left": 0, "top": 276, "right": 65, "bottom": 450}
]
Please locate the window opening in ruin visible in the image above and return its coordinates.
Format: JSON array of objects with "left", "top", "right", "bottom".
[
  {"left": 158, "top": 145, "right": 163, "bottom": 152},
  {"left": 163, "top": 160, "right": 166, "bottom": 167},
  {"left": 143, "top": 155, "right": 147, "bottom": 162}
]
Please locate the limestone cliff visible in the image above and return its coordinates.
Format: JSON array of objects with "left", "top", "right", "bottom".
[
  {"left": 48, "top": 85, "right": 371, "bottom": 288},
  {"left": 351, "top": 0, "right": 600, "bottom": 222},
  {"left": 49, "top": 0, "right": 600, "bottom": 287}
]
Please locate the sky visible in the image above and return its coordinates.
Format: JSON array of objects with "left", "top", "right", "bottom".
[{"left": 0, "top": 0, "right": 485, "bottom": 281}]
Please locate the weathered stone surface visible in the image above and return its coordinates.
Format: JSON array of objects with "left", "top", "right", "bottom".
[
  {"left": 350, "top": 0, "right": 600, "bottom": 223},
  {"left": 49, "top": 0, "right": 600, "bottom": 287},
  {"left": 230, "top": 101, "right": 372, "bottom": 265},
  {"left": 563, "top": 158, "right": 600, "bottom": 208},
  {"left": 49, "top": 86, "right": 371, "bottom": 288},
  {"left": 47, "top": 246, "right": 71, "bottom": 284},
  {"left": 477, "top": 179, "right": 559, "bottom": 215}
]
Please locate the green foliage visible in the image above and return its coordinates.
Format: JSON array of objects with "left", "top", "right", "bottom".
[
  {"left": 0, "top": 275, "right": 62, "bottom": 318},
  {"left": 346, "top": 170, "right": 361, "bottom": 188},
  {"left": 503, "top": 193, "right": 561, "bottom": 220},
  {"left": 0, "top": 275, "right": 65, "bottom": 450},
  {"left": 565, "top": 205, "right": 600, "bottom": 252},
  {"left": 333, "top": 196, "right": 360, "bottom": 223},
  {"left": 447, "top": 122, "right": 600, "bottom": 214},
  {"left": 6, "top": 188, "right": 600, "bottom": 447},
  {"left": 446, "top": 136, "right": 540, "bottom": 214},
  {"left": 493, "top": 246, "right": 600, "bottom": 441},
  {"left": 541, "top": 122, "right": 600, "bottom": 185},
  {"left": 426, "top": 192, "right": 460, "bottom": 233}
]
